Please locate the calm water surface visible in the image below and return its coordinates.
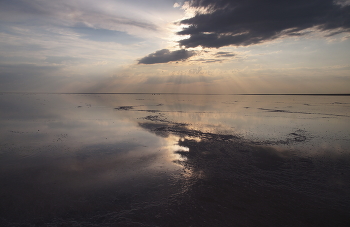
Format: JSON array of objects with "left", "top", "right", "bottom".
[{"left": 0, "top": 93, "right": 349, "bottom": 226}]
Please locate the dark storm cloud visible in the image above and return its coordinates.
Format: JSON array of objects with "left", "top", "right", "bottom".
[
  {"left": 178, "top": 0, "right": 350, "bottom": 48},
  {"left": 138, "top": 49, "right": 196, "bottom": 64}
]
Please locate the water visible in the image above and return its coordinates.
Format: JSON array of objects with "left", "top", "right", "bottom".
[{"left": 0, "top": 93, "right": 349, "bottom": 226}]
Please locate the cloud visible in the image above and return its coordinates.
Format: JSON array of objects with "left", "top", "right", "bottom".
[
  {"left": 187, "top": 51, "right": 236, "bottom": 63},
  {"left": 190, "top": 58, "right": 223, "bottom": 63},
  {"left": 215, "top": 51, "right": 236, "bottom": 57},
  {"left": 177, "top": 0, "right": 350, "bottom": 48},
  {"left": 138, "top": 49, "right": 196, "bottom": 64},
  {"left": 44, "top": 56, "right": 82, "bottom": 64},
  {"left": 173, "top": 3, "right": 181, "bottom": 8},
  {"left": 0, "top": 0, "right": 158, "bottom": 33}
]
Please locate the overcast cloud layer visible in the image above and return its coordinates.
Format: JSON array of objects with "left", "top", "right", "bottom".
[{"left": 177, "top": 0, "right": 350, "bottom": 48}]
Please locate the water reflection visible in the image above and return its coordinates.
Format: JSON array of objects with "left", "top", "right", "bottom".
[{"left": 0, "top": 93, "right": 349, "bottom": 226}]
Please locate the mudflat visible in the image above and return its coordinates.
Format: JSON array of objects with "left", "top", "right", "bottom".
[{"left": 1, "top": 93, "right": 349, "bottom": 226}]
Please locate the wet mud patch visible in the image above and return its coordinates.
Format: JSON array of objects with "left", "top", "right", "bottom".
[
  {"left": 222, "top": 101, "right": 238, "bottom": 104},
  {"left": 138, "top": 116, "right": 350, "bottom": 226},
  {"left": 137, "top": 109, "right": 163, "bottom": 113},
  {"left": 258, "top": 107, "right": 349, "bottom": 118},
  {"left": 143, "top": 115, "right": 168, "bottom": 123},
  {"left": 115, "top": 106, "right": 134, "bottom": 110},
  {"left": 139, "top": 121, "right": 238, "bottom": 142},
  {"left": 250, "top": 146, "right": 289, "bottom": 170},
  {"left": 332, "top": 102, "right": 349, "bottom": 104},
  {"left": 115, "top": 106, "right": 179, "bottom": 114},
  {"left": 142, "top": 114, "right": 187, "bottom": 124},
  {"left": 253, "top": 129, "right": 311, "bottom": 146},
  {"left": 114, "top": 105, "right": 161, "bottom": 113},
  {"left": 171, "top": 137, "right": 350, "bottom": 226},
  {"left": 288, "top": 130, "right": 308, "bottom": 142}
]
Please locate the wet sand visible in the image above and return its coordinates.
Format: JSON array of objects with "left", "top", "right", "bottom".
[{"left": 0, "top": 93, "right": 349, "bottom": 226}]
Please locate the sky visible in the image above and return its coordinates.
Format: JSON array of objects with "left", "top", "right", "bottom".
[{"left": 0, "top": 0, "right": 349, "bottom": 94}]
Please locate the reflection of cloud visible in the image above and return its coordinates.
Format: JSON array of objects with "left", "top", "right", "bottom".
[
  {"left": 177, "top": 0, "right": 350, "bottom": 48},
  {"left": 138, "top": 49, "right": 196, "bottom": 64}
]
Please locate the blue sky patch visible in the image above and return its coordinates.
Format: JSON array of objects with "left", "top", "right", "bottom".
[{"left": 72, "top": 27, "right": 142, "bottom": 44}]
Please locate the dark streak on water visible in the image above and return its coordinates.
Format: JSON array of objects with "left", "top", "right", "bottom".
[{"left": 258, "top": 107, "right": 349, "bottom": 117}]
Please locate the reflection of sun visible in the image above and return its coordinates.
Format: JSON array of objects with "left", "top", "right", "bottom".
[
  {"left": 164, "top": 135, "right": 189, "bottom": 163},
  {"left": 160, "top": 134, "right": 197, "bottom": 182},
  {"left": 161, "top": 135, "right": 209, "bottom": 185}
]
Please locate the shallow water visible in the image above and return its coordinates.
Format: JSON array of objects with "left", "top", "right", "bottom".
[{"left": 0, "top": 93, "right": 350, "bottom": 226}]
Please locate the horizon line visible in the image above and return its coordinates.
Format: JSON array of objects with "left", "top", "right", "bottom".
[{"left": 1, "top": 92, "right": 350, "bottom": 96}]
